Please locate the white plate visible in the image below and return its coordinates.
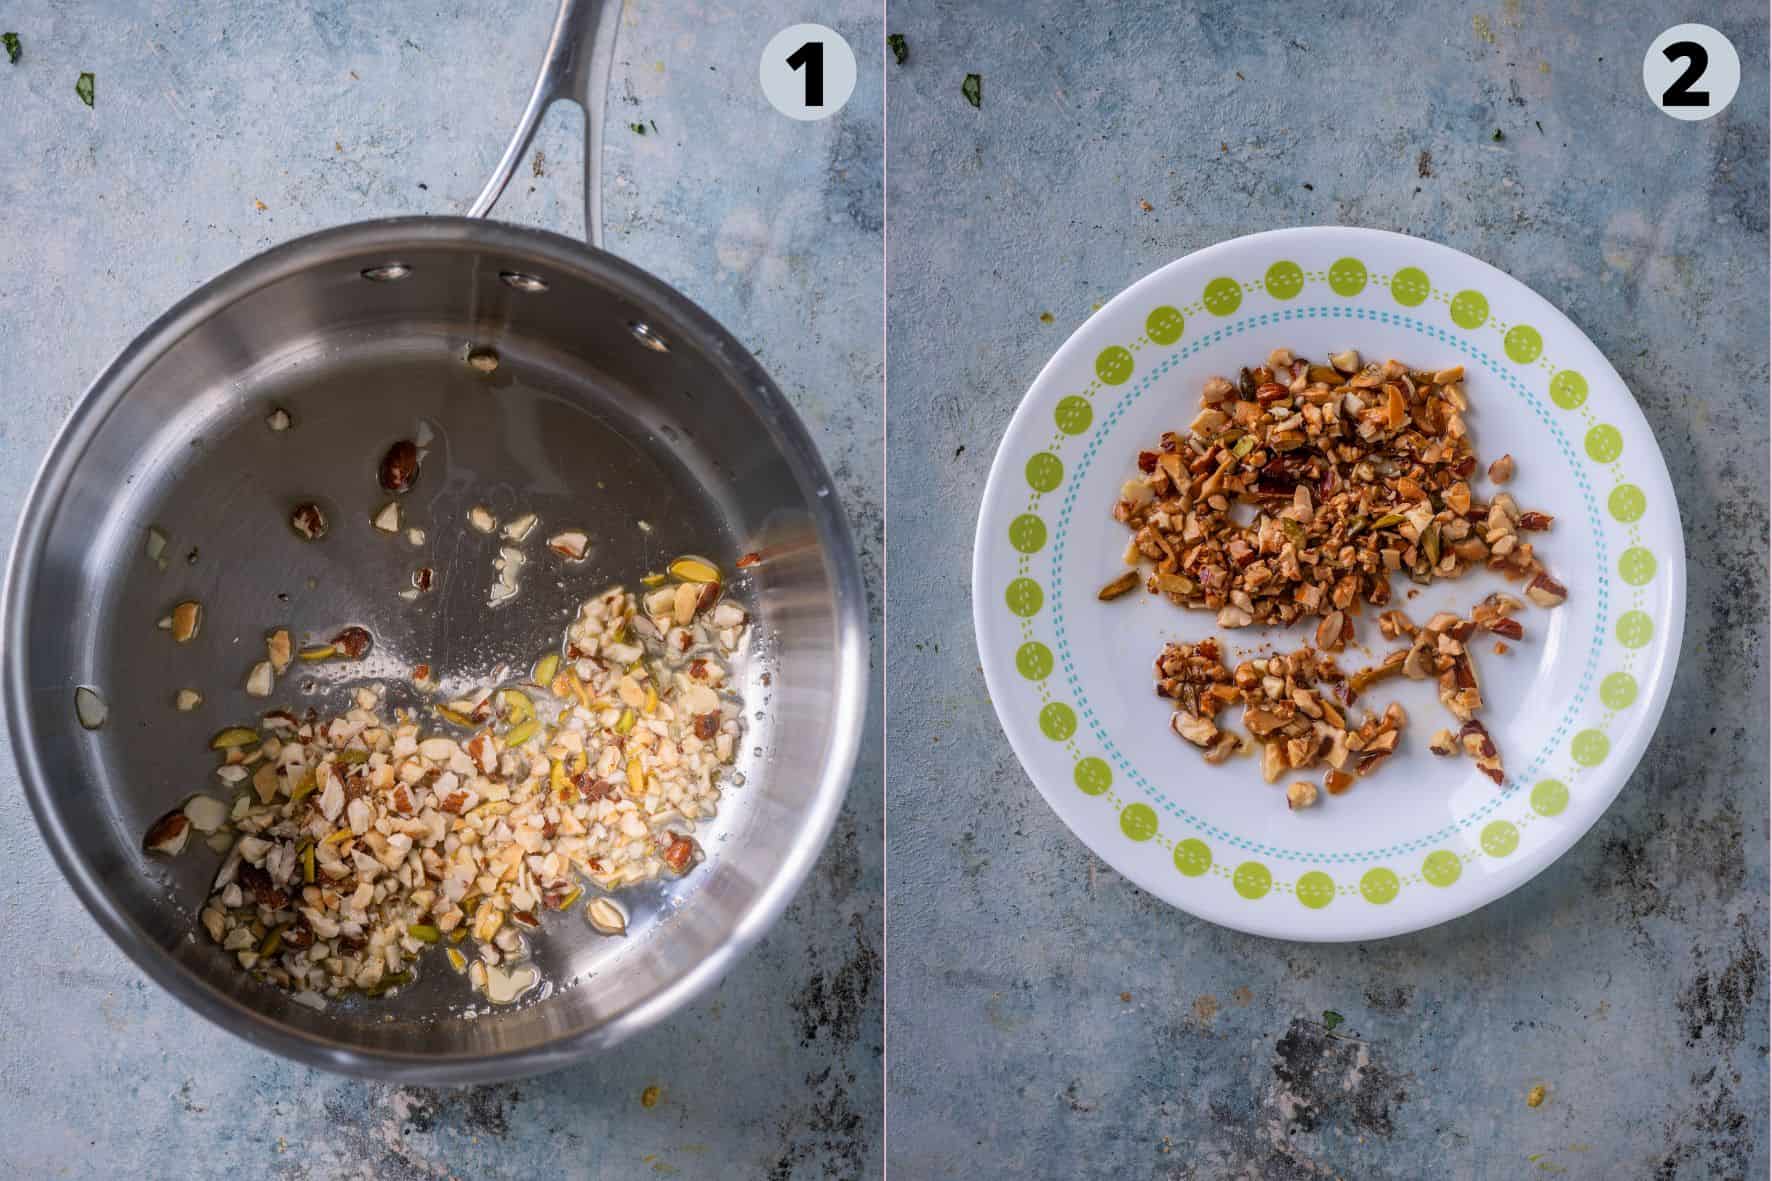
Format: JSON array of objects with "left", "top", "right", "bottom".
[{"left": 973, "top": 228, "right": 1684, "bottom": 941}]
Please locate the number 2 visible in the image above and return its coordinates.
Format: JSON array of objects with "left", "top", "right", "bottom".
[
  {"left": 787, "top": 40, "right": 824, "bottom": 107},
  {"left": 1661, "top": 41, "right": 1710, "bottom": 107}
]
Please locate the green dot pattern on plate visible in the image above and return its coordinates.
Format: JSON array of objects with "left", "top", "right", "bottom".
[
  {"left": 1616, "top": 610, "right": 1653, "bottom": 649},
  {"left": 1074, "top": 757, "right": 1112, "bottom": 796},
  {"left": 1327, "top": 257, "right": 1368, "bottom": 296},
  {"left": 1203, "top": 277, "right": 1243, "bottom": 317},
  {"left": 1600, "top": 672, "right": 1638, "bottom": 710},
  {"left": 1054, "top": 395, "right": 1093, "bottom": 435},
  {"left": 1119, "top": 803, "right": 1158, "bottom": 841},
  {"left": 1609, "top": 484, "right": 1646, "bottom": 523},
  {"left": 1585, "top": 424, "right": 1623, "bottom": 464},
  {"left": 1504, "top": 324, "right": 1543, "bottom": 363},
  {"left": 1531, "top": 779, "right": 1570, "bottom": 817},
  {"left": 1449, "top": 289, "right": 1489, "bottom": 329},
  {"left": 1572, "top": 729, "right": 1609, "bottom": 766},
  {"left": 1619, "top": 547, "right": 1656, "bottom": 586},
  {"left": 1550, "top": 369, "right": 1588, "bottom": 410},
  {"left": 1421, "top": 850, "right": 1462, "bottom": 887},
  {"left": 1174, "top": 837, "right": 1211, "bottom": 876},
  {"left": 1095, "top": 346, "right": 1134, "bottom": 385},
  {"left": 1295, "top": 871, "right": 1335, "bottom": 909},
  {"left": 1039, "top": 702, "right": 1076, "bottom": 741},
  {"left": 1264, "top": 260, "right": 1304, "bottom": 300},
  {"left": 1360, "top": 868, "right": 1400, "bottom": 904},
  {"left": 1008, "top": 514, "right": 1047, "bottom": 554},
  {"left": 1233, "top": 861, "right": 1272, "bottom": 900},
  {"left": 1391, "top": 266, "right": 1430, "bottom": 307},
  {"left": 1015, "top": 641, "right": 1053, "bottom": 681},
  {"left": 1481, "top": 820, "right": 1520, "bottom": 857},
  {"left": 1145, "top": 305, "right": 1185, "bottom": 345},
  {"left": 1025, "top": 452, "right": 1063, "bottom": 492},
  {"left": 1005, "top": 578, "right": 1043, "bottom": 617}
]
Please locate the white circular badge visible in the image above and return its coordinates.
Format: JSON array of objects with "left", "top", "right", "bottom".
[
  {"left": 1643, "top": 24, "right": 1740, "bottom": 121},
  {"left": 759, "top": 24, "right": 857, "bottom": 122}
]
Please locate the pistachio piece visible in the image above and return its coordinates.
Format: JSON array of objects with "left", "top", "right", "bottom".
[
  {"left": 73, "top": 686, "right": 108, "bottom": 730},
  {"left": 298, "top": 643, "right": 337, "bottom": 662},
  {"left": 1098, "top": 570, "right": 1140, "bottom": 601},
  {"left": 209, "top": 726, "right": 260, "bottom": 750}
]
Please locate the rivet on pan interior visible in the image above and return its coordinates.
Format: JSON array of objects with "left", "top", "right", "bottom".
[
  {"left": 500, "top": 271, "right": 549, "bottom": 293},
  {"left": 628, "top": 322, "right": 670, "bottom": 353},
  {"left": 361, "top": 263, "right": 412, "bottom": 282}
]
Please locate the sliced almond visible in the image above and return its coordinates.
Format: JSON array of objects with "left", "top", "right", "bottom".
[
  {"left": 183, "top": 794, "right": 231, "bottom": 833},
  {"left": 74, "top": 686, "right": 108, "bottom": 730},
  {"left": 144, "top": 811, "right": 191, "bottom": 855},
  {"left": 175, "top": 688, "right": 203, "bottom": 711},
  {"left": 547, "top": 529, "right": 590, "bottom": 560},
  {"left": 503, "top": 512, "right": 538, "bottom": 542},
  {"left": 244, "top": 660, "right": 274, "bottom": 697},
  {"left": 467, "top": 505, "right": 498, "bottom": 534},
  {"left": 266, "top": 407, "right": 293, "bottom": 431},
  {"left": 372, "top": 501, "right": 401, "bottom": 533},
  {"left": 586, "top": 896, "right": 628, "bottom": 936}
]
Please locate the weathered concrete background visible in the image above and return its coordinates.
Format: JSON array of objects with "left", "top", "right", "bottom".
[
  {"left": 0, "top": 2, "right": 880, "bottom": 1177},
  {"left": 885, "top": 2, "right": 1767, "bottom": 1177}
]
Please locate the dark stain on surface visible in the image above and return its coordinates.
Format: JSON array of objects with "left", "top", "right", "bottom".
[
  {"left": 1271, "top": 1018, "right": 1406, "bottom": 1139},
  {"left": 793, "top": 913, "right": 881, "bottom": 1048},
  {"left": 395, "top": 1084, "right": 520, "bottom": 1138},
  {"left": 1677, "top": 918, "right": 1764, "bottom": 1048},
  {"left": 1363, "top": 984, "right": 1413, "bottom": 1014},
  {"left": 766, "top": 1066, "right": 867, "bottom": 1180},
  {"left": 1652, "top": 1064, "right": 1753, "bottom": 1180}
]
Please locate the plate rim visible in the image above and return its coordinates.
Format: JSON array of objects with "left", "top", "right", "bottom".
[{"left": 971, "top": 225, "right": 1686, "bottom": 942}]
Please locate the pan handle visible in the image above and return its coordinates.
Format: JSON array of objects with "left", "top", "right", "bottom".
[{"left": 467, "top": 0, "right": 620, "bottom": 249}]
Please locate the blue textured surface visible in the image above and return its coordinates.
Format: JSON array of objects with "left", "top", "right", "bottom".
[
  {"left": 0, "top": 3, "right": 881, "bottom": 1177},
  {"left": 886, "top": 2, "right": 1768, "bottom": 1177}
]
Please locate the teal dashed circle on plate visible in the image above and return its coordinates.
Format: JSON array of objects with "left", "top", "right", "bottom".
[
  {"left": 1174, "top": 838, "right": 1212, "bottom": 876},
  {"left": 1015, "top": 641, "right": 1053, "bottom": 681},
  {"left": 1585, "top": 424, "right": 1623, "bottom": 463},
  {"left": 1600, "top": 672, "right": 1638, "bottom": 710},
  {"left": 1390, "top": 266, "right": 1430, "bottom": 306},
  {"left": 1449, "top": 289, "right": 1489, "bottom": 329},
  {"left": 1295, "top": 870, "right": 1335, "bottom": 910},
  {"left": 1026, "top": 452, "right": 1064, "bottom": 492},
  {"left": 1616, "top": 610, "right": 1653, "bottom": 649},
  {"left": 1421, "top": 850, "right": 1462, "bottom": 887},
  {"left": 1264, "top": 260, "right": 1305, "bottom": 300},
  {"left": 1572, "top": 729, "right": 1609, "bottom": 766},
  {"left": 1005, "top": 578, "right": 1043, "bottom": 617},
  {"left": 1531, "top": 779, "right": 1570, "bottom": 817},
  {"left": 1074, "top": 757, "right": 1112, "bottom": 796},
  {"left": 1609, "top": 484, "right": 1646, "bottom": 523},
  {"left": 1619, "top": 547, "right": 1656, "bottom": 586},
  {"left": 1095, "top": 346, "right": 1135, "bottom": 385},
  {"left": 1008, "top": 513, "right": 1047, "bottom": 554},
  {"left": 1039, "top": 702, "right": 1077, "bottom": 741},
  {"left": 1202, "top": 277, "right": 1243, "bottom": 317},
  {"left": 1360, "top": 868, "right": 1400, "bottom": 904},
  {"left": 1233, "top": 861, "right": 1272, "bottom": 900},
  {"left": 1549, "top": 369, "right": 1588, "bottom": 409},
  {"left": 1054, "top": 395, "right": 1093, "bottom": 435},
  {"left": 1503, "top": 324, "right": 1543, "bottom": 363},
  {"left": 1327, "top": 257, "right": 1368, "bottom": 296},
  {"left": 1481, "top": 820, "right": 1519, "bottom": 857},
  {"left": 1120, "top": 802, "right": 1158, "bottom": 841},
  {"left": 1145, "top": 305, "right": 1185, "bottom": 345}
]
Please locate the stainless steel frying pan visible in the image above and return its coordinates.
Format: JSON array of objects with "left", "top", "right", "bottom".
[{"left": 2, "top": 0, "right": 867, "bottom": 1082}]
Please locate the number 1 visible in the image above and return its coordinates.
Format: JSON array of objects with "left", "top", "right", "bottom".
[{"left": 788, "top": 40, "right": 824, "bottom": 107}]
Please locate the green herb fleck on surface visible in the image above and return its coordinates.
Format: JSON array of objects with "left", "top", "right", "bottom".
[
  {"left": 1491, "top": 127, "right": 1504, "bottom": 142},
  {"left": 75, "top": 71, "right": 94, "bottom": 107},
  {"left": 1322, "top": 1009, "right": 1345, "bottom": 1033},
  {"left": 629, "top": 122, "right": 646, "bottom": 135},
  {"left": 888, "top": 34, "right": 907, "bottom": 65},
  {"left": 3, "top": 33, "right": 20, "bottom": 65},
  {"left": 961, "top": 72, "right": 981, "bottom": 108}
]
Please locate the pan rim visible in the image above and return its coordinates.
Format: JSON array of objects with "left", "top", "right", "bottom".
[{"left": 2, "top": 216, "right": 870, "bottom": 1082}]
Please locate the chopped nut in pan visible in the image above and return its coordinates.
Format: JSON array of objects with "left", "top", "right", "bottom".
[{"left": 164, "top": 579, "right": 750, "bottom": 1005}]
